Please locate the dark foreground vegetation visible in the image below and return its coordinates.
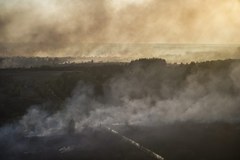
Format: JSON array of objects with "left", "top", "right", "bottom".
[
  {"left": 1, "top": 58, "right": 239, "bottom": 125},
  {"left": 0, "top": 62, "right": 125, "bottom": 125},
  {"left": 0, "top": 58, "right": 240, "bottom": 160},
  {"left": 0, "top": 123, "right": 239, "bottom": 160}
]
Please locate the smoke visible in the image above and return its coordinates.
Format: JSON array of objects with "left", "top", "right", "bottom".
[
  {"left": 1, "top": 0, "right": 240, "bottom": 60},
  {"left": 5, "top": 61, "right": 238, "bottom": 137},
  {"left": 230, "top": 63, "right": 240, "bottom": 89}
]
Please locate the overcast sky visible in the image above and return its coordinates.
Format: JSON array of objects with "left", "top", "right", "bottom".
[{"left": 0, "top": 0, "right": 240, "bottom": 62}]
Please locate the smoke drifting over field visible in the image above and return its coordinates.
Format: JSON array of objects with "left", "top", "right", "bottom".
[
  {"left": 1, "top": 59, "right": 240, "bottom": 160},
  {"left": 2, "top": 61, "right": 237, "bottom": 137},
  {"left": 1, "top": 0, "right": 240, "bottom": 60}
]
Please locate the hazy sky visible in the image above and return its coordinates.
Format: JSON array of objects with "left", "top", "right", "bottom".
[{"left": 0, "top": 0, "right": 240, "bottom": 61}]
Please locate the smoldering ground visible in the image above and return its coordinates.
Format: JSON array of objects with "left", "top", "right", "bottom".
[{"left": 1, "top": 60, "right": 240, "bottom": 160}]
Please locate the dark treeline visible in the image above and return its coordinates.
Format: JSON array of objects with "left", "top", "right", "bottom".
[
  {"left": 0, "top": 56, "right": 76, "bottom": 68},
  {"left": 0, "top": 56, "right": 127, "bottom": 69}
]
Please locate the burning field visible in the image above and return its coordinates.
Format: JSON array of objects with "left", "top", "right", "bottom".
[
  {"left": 1, "top": 0, "right": 240, "bottom": 159},
  {"left": 0, "top": 58, "right": 240, "bottom": 160}
]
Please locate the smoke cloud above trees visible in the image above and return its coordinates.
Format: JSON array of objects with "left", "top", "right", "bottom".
[{"left": 0, "top": 0, "right": 240, "bottom": 61}]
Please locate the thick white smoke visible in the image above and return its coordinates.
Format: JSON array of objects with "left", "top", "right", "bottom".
[{"left": 16, "top": 62, "right": 240, "bottom": 137}]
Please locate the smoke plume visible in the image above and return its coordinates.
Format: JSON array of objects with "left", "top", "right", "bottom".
[
  {"left": 0, "top": 0, "right": 240, "bottom": 61},
  {"left": 5, "top": 61, "right": 238, "bottom": 137}
]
